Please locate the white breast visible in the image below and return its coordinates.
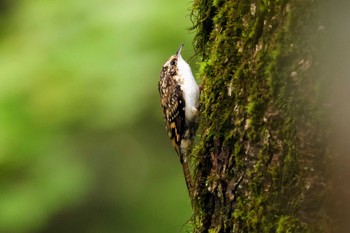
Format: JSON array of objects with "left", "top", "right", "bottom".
[{"left": 176, "top": 55, "right": 199, "bottom": 122}]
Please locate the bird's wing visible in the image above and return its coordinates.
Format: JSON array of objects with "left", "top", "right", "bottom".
[{"left": 158, "top": 77, "right": 186, "bottom": 157}]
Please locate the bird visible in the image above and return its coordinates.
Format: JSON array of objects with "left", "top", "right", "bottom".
[{"left": 158, "top": 44, "right": 199, "bottom": 199}]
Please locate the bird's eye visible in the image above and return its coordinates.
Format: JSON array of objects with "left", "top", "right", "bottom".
[{"left": 170, "top": 60, "right": 176, "bottom": 65}]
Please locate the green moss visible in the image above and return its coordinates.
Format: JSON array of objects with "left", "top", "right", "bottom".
[
  {"left": 208, "top": 228, "right": 220, "bottom": 233},
  {"left": 276, "top": 216, "right": 310, "bottom": 233},
  {"left": 190, "top": 0, "right": 328, "bottom": 232}
]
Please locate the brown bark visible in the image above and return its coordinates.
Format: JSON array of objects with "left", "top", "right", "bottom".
[{"left": 190, "top": 0, "right": 333, "bottom": 232}]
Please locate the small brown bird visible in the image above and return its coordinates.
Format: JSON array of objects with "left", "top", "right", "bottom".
[{"left": 158, "top": 44, "right": 199, "bottom": 199}]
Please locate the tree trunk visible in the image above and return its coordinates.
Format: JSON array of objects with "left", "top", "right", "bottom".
[{"left": 190, "top": 0, "right": 331, "bottom": 232}]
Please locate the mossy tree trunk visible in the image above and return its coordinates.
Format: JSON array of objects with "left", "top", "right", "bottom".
[{"left": 190, "top": 0, "right": 330, "bottom": 232}]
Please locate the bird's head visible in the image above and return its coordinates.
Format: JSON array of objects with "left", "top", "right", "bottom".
[{"left": 162, "top": 44, "right": 184, "bottom": 76}]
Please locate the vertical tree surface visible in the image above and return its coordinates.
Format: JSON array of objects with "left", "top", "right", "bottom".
[{"left": 190, "top": 0, "right": 330, "bottom": 232}]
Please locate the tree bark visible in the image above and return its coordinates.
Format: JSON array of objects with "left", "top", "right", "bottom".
[{"left": 190, "top": 0, "right": 330, "bottom": 232}]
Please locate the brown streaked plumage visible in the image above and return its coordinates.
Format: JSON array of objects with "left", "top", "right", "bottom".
[
  {"left": 159, "top": 60, "right": 185, "bottom": 156},
  {"left": 158, "top": 44, "right": 199, "bottom": 201}
]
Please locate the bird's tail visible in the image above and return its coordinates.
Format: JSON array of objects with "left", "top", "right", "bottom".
[
  {"left": 181, "top": 158, "right": 193, "bottom": 200},
  {"left": 179, "top": 138, "right": 194, "bottom": 203}
]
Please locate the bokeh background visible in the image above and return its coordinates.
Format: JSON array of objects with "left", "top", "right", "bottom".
[{"left": 0, "top": 0, "right": 197, "bottom": 232}]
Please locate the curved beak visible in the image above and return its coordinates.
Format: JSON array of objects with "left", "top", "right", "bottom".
[{"left": 175, "top": 44, "right": 184, "bottom": 56}]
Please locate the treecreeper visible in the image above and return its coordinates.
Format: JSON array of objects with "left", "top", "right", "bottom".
[{"left": 158, "top": 44, "right": 199, "bottom": 201}]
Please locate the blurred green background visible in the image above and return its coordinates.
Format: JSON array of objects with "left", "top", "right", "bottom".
[{"left": 0, "top": 0, "right": 196, "bottom": 232}]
